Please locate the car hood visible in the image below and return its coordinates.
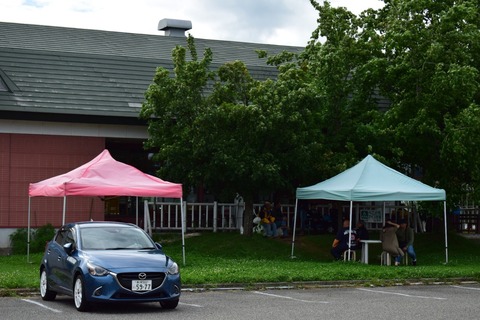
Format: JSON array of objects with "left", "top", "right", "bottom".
[{"left": 83, "top": 250, "right": 170, "bottom": 270}]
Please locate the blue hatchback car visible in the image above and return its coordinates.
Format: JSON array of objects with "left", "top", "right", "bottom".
[{"left": 39, "top": 221, "right": 181, "bottom": 311}]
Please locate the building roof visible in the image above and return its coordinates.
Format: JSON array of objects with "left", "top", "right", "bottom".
[{"left": 0, "top": 22, "right": 303, "bottom": 121}]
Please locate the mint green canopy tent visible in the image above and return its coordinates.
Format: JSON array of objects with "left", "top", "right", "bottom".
[{"left": 292, "top": 155, "right": 448, "bottom": 262}]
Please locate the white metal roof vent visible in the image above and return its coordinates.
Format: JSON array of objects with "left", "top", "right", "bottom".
[{"left": 158, "top": 18, "right": 192, "bottom": 37}]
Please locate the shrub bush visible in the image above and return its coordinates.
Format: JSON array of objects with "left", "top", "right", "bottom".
[
  {"left": 31, "top": 224, "right": 55, "bottom": 253},
  {"left": 9, "top": 224, "right": 55, "bottom": 255},
  {"left": 9, "top": 228, "right": 31, "bottom": 255}
]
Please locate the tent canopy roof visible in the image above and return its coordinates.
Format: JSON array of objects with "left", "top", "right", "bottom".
[
  {"left": 29, "top": 149, "right": 182, "bottom": 198},
  {"left": 296, "top": 155, "right": 445, "bottom": 201}
]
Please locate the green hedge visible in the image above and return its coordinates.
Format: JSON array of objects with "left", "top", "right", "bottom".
[{"left": 9, "top": 224, "right": 55, "bottom": 255}]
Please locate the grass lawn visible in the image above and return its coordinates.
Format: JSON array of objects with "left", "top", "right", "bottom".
[{"left": 1, "top": 231, "right": 479, "bottom": 296}]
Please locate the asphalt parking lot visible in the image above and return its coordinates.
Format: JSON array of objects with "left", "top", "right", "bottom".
[{"left": 2, "top": 283, "right": 479, "bottom": 320}]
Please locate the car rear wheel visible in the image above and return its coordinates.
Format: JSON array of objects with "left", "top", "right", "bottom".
[
  {"left": 160, "top": 298, "right": 179, "bottom": 309},
  {"left": 40, "top": 269, "right": 56, "bottom": 301},
  {"left": 73, "top": 275, "right": 91, "bottom": 312}
]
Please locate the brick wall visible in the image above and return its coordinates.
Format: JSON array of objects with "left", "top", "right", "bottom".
[{"left": 0, "top": 133, "right": 105, "bottom": 228}]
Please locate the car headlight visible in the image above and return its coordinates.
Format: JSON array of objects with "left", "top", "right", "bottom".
[
  {"left": 87, "top": 261, "right": 110, "bottom": 276},
  {"left": 167, "top": 262, "right": 179, "bottom": 275}
]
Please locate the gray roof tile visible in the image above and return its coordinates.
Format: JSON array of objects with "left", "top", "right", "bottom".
[{"left": 0, "top": 22, "right": 303, "bottom": 119}]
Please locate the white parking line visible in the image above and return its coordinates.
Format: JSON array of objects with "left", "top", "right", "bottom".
[
  {"left": 179, "top": 302, "right": 204, "bottom": 308},
  {"left": 22, "top": 299, "right": 62, "bottom": 313},
  {"left": 253, "top": 291, "right": 329, "bottom": 303},
  {"left": 451, "top": 285, "right": 480, "bottom": 291},
  {"left": 357, "top": 288, "right": 447, "bottom": 300}
]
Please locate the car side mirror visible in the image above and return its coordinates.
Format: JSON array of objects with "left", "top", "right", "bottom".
[
  {"left": 155, "top": 242, "right": 163, "bottom": 250},
  {"left": 63, "top": 242, "right": 74, "bottom": 254}
]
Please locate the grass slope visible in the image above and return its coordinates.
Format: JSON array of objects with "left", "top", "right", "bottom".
[{"left": 0, "top": 231, "right": 479, "bottom": 295}]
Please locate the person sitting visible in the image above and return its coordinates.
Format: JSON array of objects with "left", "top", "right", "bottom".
[
  {"left": 272, "top": 202, "right": 285, "bottom": 236},
  {"left": 380, "top": 220, "right": 404, "bottom": 266},
  {"left": 278, "top": 214, "right": 289, "bottom": 238},
  {"left": 331, "top": 219, "right": 358, "bottom": 260},
  {"left": 396, "top": 219, "right": 417, "bottom": 266},
  {"left": 259, "top": 201, "right": 277, "bottom": 237},
  {"left": 355, "top": 220, "right": 369, "bottom": 241}
]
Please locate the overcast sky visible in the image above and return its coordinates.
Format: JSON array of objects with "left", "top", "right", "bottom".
[{"left": 0, "top": 0, "right": 384, "bottom": 47}]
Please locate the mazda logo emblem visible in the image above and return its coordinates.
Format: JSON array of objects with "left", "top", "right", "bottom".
[{"left": 138, "top": 273, "right": 147, "bottom": 280}]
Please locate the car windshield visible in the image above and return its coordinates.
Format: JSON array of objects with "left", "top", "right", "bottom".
[{"left": 80, "top": 226, "right": 156, "bottom": 250}]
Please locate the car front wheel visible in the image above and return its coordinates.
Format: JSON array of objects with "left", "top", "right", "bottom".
[
  {"left": 73, "top": 275, "right": 91, "bottom": 312},
  {"left": 40, "top": 269, "right": 56, "bottom": 301},
  {"left": 160, "top": 298, "right": 179, "bottom": 309}
]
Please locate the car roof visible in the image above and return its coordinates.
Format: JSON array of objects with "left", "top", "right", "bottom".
[{"left": 64, "top": 221, "right": 138, "bottom": 229}]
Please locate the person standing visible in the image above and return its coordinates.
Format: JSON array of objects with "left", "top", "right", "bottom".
[
  {"left": 380, "top": 220, "right": 404, "bottom": 266},
  {"left": 396, "top": 219, "right": 417, "bottom": 266}
]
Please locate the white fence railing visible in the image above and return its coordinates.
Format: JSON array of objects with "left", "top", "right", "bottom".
[
  {"left": 142, "top": 201, "right": 418, "bottom": 233},
  {"left": 143, "top": 201, "right": 296, "bottom": 233}
]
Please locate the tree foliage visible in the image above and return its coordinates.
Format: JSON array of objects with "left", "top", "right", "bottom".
[
  {"left": 369, "top": 0, "right": 480, "bottom": 204},
  {"left": 142, "top": 0, "right": 480, "bottom": 228},
  {"left": 141, "top": 36, "right": 324, "bottom": 234},
  {"left": 140, "top": 36, "right": 214, "bottom": 187},
  {"left": 302, "top": 1, "right": 387, "bottom": 172},
  {"left": 305, "top": 0, "right": 480, "bottom": 206}
]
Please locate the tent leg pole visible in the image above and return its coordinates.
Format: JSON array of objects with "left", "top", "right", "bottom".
[
  {"left": 383, "top": 202, "right": 386, "bottom": 226},
  {"left": 290, "top": 199, "right": 299, "bottom": 259},
  {"left": 27, "top": 197, "right": 31, "bottom": 263},
  {"left": 348, "top": 201, "right": 353, "bottom": 261},
  {"left": 181, "top": 199, "right": 186, "bottom": 266},
  {"left": 136, "top": 197, "right": 139, "bottom": 226},
  {"left": 62, "top": 196, "right": 67, "bottom": 225},
  {"left": 444, "top": 201, "right": 448, "bottom": 264}
]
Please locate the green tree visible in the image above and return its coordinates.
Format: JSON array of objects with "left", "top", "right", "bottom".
[
  {"left": 201, "top": 56, "right": 326, "bottom": 234},
  {"left": 307, "top": 0, "right": 480, "bottom": 206},
  {"left": 141, "top": 36, "right": 325, "bottom": 235},
  {"left": 301, "top": 1, "right": 385, "bottom": 171},
  {"left": 369, "top": 0, "right": 480, "bottom": 204},
  {"left": 140, "top": 36, "right": 214, "bottom": 186},
  {"left": 141, "top": 0, "right": 480, "bottom": 232}
]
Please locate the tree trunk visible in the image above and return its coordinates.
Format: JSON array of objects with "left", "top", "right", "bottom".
[{"left": 243, "top": 194, "right": 254, "bottom": 236}]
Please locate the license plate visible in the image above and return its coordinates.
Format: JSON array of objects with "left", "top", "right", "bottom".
[{"left": 132, "top": 280, "right": 152, "bottom": 291}]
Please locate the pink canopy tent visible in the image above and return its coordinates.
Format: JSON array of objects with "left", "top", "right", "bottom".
[
  {"left": 27, "top": 149, "right": 186, "bottom": 263},
  {"left": 29, "top": 149, "right": 182, "bottom": 198}
]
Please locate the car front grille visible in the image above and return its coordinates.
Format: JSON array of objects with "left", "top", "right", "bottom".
[{"left": 116, "top": 272, "right": 166, "bottom": 292}]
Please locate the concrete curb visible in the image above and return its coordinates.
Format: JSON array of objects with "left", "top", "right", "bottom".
[
  {"left": 3, "top": 278, "right": 477, "bottom": 297},
  {"left": 181, "top": 278, "right": 478, "bottom": 292}
]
